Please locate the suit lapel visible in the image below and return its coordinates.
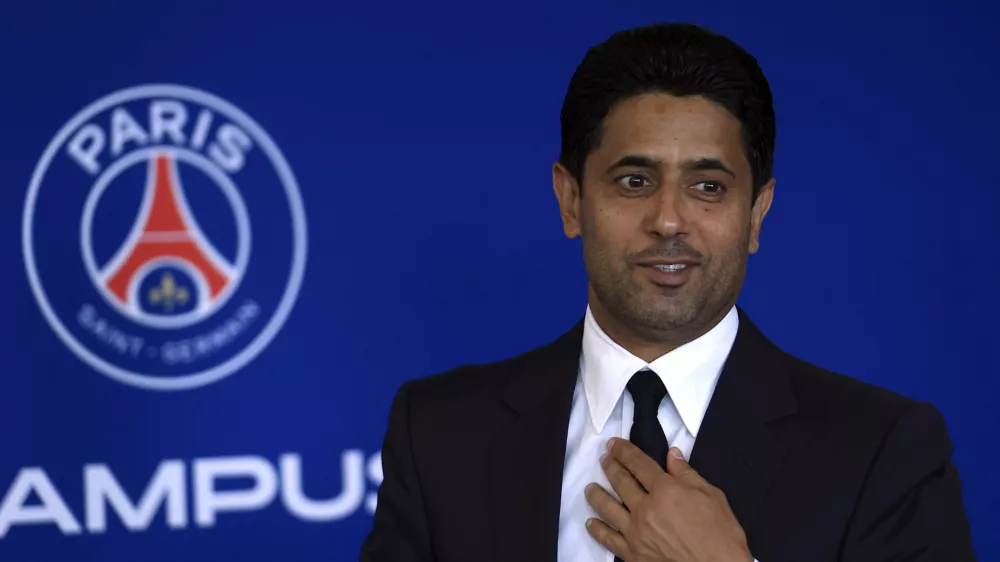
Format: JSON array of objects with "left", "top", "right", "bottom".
[
  {"left": 489, "top": 321, "right": 583, "bottom": 562},
  {"left": 689, "top": 308, "right": 797, "bottom": 537}
]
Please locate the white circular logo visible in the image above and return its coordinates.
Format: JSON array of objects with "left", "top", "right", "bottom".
[{"left": 22, "top": 84, "right": 308, "bottom": 391}]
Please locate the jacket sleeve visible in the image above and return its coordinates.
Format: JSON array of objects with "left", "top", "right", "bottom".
[
  {"left": 359, "top": 381, "right": 435, "bottom": 562},
  {"left": 841, "top": 401, "right": 976, "bottom": 561}
]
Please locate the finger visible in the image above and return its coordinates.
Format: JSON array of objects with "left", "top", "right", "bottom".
[
  {"left": 601, "top": 452, "right": 647, "bottom": 509},
  {"left": 665, "top": 447, "right": 708, "bottom": 487},
  {"left": 585, "top": 482, "right": 630, "bottom": 533},
  {"left": 608, "top": 437, "right": 665, "bottom": 490},
  {"left": 585, "top": 517, "right": 630, "bottom": 560}
]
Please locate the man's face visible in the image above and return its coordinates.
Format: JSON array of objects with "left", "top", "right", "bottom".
[{"left": 553, "top": 93, "right": 774, "bottom": 338}]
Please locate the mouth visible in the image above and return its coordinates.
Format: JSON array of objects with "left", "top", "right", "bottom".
[
  {"left": 652, "top": 264, "right": 689, "bottom": 272},
  {"left": 636, "top": 262, "right": 698, "bottom": 287}
]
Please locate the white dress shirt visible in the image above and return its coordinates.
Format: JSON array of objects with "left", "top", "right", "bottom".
[{"left": 557, "top": 305, "right": 752, "bottom": 562}]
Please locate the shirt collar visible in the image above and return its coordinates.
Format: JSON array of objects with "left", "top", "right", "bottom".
[{"left": 580, "top": 305, "right": 739, "bottom": 436}]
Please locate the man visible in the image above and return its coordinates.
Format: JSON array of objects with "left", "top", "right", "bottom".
[{"left": 360, "top": 22, "right": 976, "bottom": 562}]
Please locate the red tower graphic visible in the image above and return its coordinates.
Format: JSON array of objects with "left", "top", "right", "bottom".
[{"left": 104, "top": 153, "right": 231, "bottom": 308}]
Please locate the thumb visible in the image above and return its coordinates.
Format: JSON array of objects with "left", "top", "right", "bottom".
[{"left": 665, "top": 447, "right": 699, "bottom": 481}]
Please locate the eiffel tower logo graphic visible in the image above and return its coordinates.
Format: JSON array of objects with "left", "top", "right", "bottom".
[{"left": 100, "top": 152, "right": 236, "bottom": 319}]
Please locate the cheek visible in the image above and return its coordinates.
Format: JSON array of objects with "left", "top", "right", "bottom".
[
  {"left": 693, "top": 206, "right": 749, "bottom": 254},
  {"left": 583, "top": 204, "right": 632, "bottom": 251}
]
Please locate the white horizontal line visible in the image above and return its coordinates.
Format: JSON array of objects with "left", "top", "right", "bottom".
[{"left": 140, "top": 231, "right": 191, "bottom": 243}]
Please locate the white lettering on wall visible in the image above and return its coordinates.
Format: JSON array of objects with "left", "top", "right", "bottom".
[
  {"left": 0, "top": 468, "right": 82, "bottom": 538},
  {"left": 0, "top": 451, "right": 381, "bottom": 538},
  {"left": 84, "top": 461, "right": 187, "bottom": 533}
]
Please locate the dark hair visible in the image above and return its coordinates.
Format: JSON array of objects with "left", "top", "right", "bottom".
[{"left": 558, "top": 23, "right": 776, "bottom": 201}]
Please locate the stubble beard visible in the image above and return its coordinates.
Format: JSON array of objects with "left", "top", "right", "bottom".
[{"left": 584, "top": 237, "right": 749, "bottom": 341}]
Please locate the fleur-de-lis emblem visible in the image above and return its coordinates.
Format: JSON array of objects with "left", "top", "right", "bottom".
[{"left": 148, "top": 273, "right": 189, "bottom": 312}]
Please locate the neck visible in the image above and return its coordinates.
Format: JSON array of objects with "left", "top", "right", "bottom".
[{"left": 587, "top": 288, "right": 733, "bottom": 363}]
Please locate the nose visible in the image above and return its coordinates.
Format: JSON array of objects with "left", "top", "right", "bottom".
[{"left": 644, "top": 184, "right": 689, "bottom": 239}]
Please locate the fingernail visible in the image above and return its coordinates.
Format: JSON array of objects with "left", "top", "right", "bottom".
[
  {"left": 606, "top": 438, "right": 615, "bottom": 451},
  {"left": 670, "top": 448, "right": 684, "bottom": 460},
  {"left": 599, "top": 452, "right": 607, "bottom": 464}
]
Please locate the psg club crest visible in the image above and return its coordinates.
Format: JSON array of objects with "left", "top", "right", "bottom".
[{"left": 22, "top": 84, "right": 308, "bottom": 390}]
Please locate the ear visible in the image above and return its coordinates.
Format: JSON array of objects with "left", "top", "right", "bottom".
[
  {"left": 748, "top": 178, "right": 775, "bottom": 254},
  {"left": 552, "top": 162, "right": 582, "bottom": 239}
]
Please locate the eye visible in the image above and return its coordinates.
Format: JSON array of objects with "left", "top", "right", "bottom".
[
  {"left": 692, "top": 181, "right": 726, "bottom": 195},
  {"left": 616, "top": 174, "right": 653, "bottom": 190}
]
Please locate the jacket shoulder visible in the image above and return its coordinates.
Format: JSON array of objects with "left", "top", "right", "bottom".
[
  {"left": 400, "top": 325, "right": 577, "bottom": 417},
  {"left": 783, "top": 352, "right": 928, "bottom": 434}
]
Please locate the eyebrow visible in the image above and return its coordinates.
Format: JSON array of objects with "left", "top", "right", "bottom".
[{"left": 605, "top": 155, "right": 736, "bottom": 178}]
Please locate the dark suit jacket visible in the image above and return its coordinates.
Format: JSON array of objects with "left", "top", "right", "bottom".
[{"left": 360, "top": 310, "right": 976, "bottom": 561}]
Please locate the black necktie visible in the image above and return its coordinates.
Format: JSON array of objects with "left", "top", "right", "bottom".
[
  {"left": 614, "top": 371, "right": 669, "bottom": 562},
  {"left": 626, "top": 369, "right": 670, "bottom": 468}
]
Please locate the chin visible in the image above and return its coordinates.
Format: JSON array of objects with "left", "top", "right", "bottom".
[{"left": 631, "top": 300, "right": 701, "bottom": 332}]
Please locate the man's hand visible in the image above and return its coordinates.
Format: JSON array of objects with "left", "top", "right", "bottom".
[{"left": 584, "top": 437, "right": 753, "bottom": 562}]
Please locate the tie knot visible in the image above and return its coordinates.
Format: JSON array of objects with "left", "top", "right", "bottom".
[{"left": 626, "top": 370, "right": 667, "bottom": 419}]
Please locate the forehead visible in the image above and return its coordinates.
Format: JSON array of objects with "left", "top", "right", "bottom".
[{"left": 591, "top": 93, "right": 748, "bottom": 172}]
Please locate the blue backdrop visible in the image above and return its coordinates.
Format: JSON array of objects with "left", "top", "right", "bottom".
[{"left": 0, "top": 0, "right": 996, "bottom": 560}]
